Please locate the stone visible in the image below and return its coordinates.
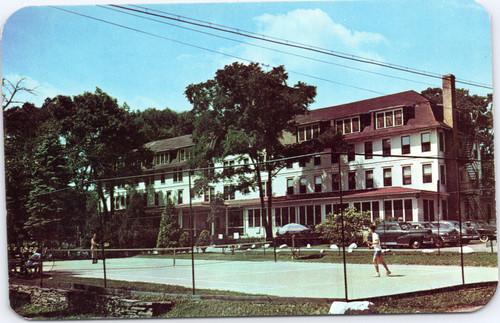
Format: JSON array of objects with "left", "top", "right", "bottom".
[{"left": 329, "top": 301, "right": 376, "bottom": 315}]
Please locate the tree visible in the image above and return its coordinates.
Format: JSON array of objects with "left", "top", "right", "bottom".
[
  {"left": 421, "top": 87, "right": 494, "bottom": 217},
  {"left": 156, "top": 200, "right": 183, "bottom": 248},
  {"left": 315, "top": 207, "right": 372, "bottom": 246},
  {"left": 2, "top": 76, "right": 40, "bottom": 110},
  {"left": 53, "top": 88, "right": 154, "bottom": 218},
  {"left": 131, "top": 108, "right": 194, "bottom": 142},
  {"left": 186, "top": 62, "right": 343, "bottom": 239}
]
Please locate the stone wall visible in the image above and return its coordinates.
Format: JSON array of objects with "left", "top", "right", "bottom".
[{"left": 9, "top": 284, "right": 173, "bottom": 318}]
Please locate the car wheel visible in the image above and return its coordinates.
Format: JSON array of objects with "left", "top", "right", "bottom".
[
  {"left": 410, "top": 239, "right": 422, "bottom": 249},
  {"left": 479, "top": 235, "right": 489, "bottom": 243},
  {"left": 434, "top": 237, "right": 444, "bottom": 248}
]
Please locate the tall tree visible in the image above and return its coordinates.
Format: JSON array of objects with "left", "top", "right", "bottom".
[
  {"left": 156, "top": 200, "right": 183, "bottom": 248},
  {"left": 55, "top": 88, "right": 154, "bottom": 218},
  {"left": 186, "top": 62, "right": 343, "bottom": 239}
]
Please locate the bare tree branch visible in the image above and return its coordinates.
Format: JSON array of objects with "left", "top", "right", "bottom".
[{"left": 2, "top": 76, "right": 40, "bottom": 110}]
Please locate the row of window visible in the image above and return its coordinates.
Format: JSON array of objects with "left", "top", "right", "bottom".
[
  {"left": 154, "top": 148, "right": 188, "bottom": 165},
  {"left": 286, "top": 163, "right": 444, "bottom": 194},
  {"left": 249, "top": 198, "right": 431, "bottom": 228},
  {"left": 292, "top": 132, "right": 445, "bottom": 171},
  {"left": 114, "top": 189, "right": 185, "bottom": 209}
]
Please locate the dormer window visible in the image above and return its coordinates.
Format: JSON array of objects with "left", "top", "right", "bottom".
[
  {"left": 298, "top": 124, "right": 320, "bottom": 142},
  {"left": 376, "top": 108, "right": 403, "bottom": 129},
  {"left": 335, "top": 117, "right": 360, "bottom": 134}
]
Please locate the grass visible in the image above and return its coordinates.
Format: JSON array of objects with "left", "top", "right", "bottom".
[
  {"left": 138, "top": 248, "right": 498, "bottom": 267},
  {"left": 13, "top": 278, "right": 498, "bottom": 318}
]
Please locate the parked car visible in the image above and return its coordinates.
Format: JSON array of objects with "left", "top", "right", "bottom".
[
  {"left": 432, "top": 221, "right": 479, "bottom": 244},
  {"left": 464, "top": 220, "right": 497, "bottom": 242},
  {"left": 375, "top": 222, "right": 436, "bottom": 249},
  {"left": 408, "top": 222, "right": 459, "bottom": 247}
]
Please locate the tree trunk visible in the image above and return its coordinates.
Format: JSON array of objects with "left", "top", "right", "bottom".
[
  {"left": 265, "top": 166, "right": 274, "bottom": 240},
  {"left": 255, "top": 165, "right": 270, "bottom": 240}
]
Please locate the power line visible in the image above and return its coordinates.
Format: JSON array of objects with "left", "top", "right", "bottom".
[
  {"left": 99, "top": 5, "right": 440, "bottom": 89},
  {"left": 49, "top": 6, "right": 393, "bottom": 96},
  {"left": 115, "top": 4, "right": 492, "bottom": 90}
]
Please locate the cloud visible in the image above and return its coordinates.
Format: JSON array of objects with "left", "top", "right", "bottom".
[{"left": 230, "top": 9, "right": 388, "bottom": 73}]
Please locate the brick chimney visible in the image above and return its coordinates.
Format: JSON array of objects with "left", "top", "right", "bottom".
[{"left": 442, "top": 74, "right": 456, "bottom": 129}]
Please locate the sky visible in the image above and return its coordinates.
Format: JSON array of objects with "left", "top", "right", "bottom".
[{"left": 0, "top": 0, "right": 496, "bottom": 114}]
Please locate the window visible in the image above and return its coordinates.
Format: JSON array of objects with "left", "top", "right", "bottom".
[
  {"left": 423, "top": 199, "right": 435, "bottom": 221},
  {"left": 384, "top": 200, "right": 393, "bottom": 218},
  {"left": 331, "top": 149, "right": 339, "bottom": 164},
  {"left": 440, "top": 164, "right": 446, "bottom": 185},
  {"left": 173, "top": 168, "right": 183, "bottom": 182},
  {"left": 365, "top": 170, "right": 374, "bottom": 189},
  {"left": 287, "top": 178, "right": 294, "bottom": 195},
  {"left": 348, "top": 172, "right": 356, "bottom": 190},
  {"left": 372, "top": 201, "right": 380, "bottom": 220},
  {"left": 299, "top": 177, "right": 307, "bottom": 194},
  {"left": 154, "top": 193, "right": 159, "bottom": 206},
  {"left": 177, "top": 190, "right": 183, "bottom": 204},
  {"left": 383, "top": 168, "right": 392, "bottom": 187},
  {"left": 364, "top": 141, "right": 373, "bottom": 159},
  {"left": 314, "top": 154, "right": 321, "bottom": 166},
  {"left": 286, "top": 160, "right": 293, "bottom": 168},
  {"left": 404, "top": 199, "right": 413, "bottom": 221},
  {"left": 347, "top": 144, "right": 355, "bottom": 161},
  {"left": 402, "top": 166, "right": 412, "bottom": 185},
  {"left": 421, "top": 132, "right": 431, "bottom": 152},
  {"left": 248, "top": 209, "right": 262, "bottom": 228},
  {"left": 298, "top": 124, "right": 320, "bottom": 142},
  {"left": 299, "top": 206, "right": 306, "bottom": 225},
  {"left": 442, "top": 200, "right": 448, "bottom": 219},
  {"left": 161, "top": 174, "right": 165, "bottom": 184},
  {"left": 394, "top": 200, "right": 403, "bottom": 221},
  {"left": 166, "top": 191, "right": 172, "bottom": 203},
  {"left": 314, "top": 175, "right": 322, "bottom": 193},
  {"left": 179, "top": 149, "right": 186, "bottom": 161},
  {"left": 439, "top": 132, "right": 445, "bottom": 152},
  {"left": 376, "top": 109, "right": 403, "bottom": 129},
  {"left": 332, "top": 174, "right": 340, "bottom": 191},
  {"left": 382, "top": 139, "right": 391, "bottom": 157},
  {"left": 204, "top": 187, "right": 215, "bottom": 202},
  {"left": 224, "top": 185, "right": 235, "bottom": 200},
  {"left": 336, "top": 117, "right": 360, "bottom": 134},
  {"left": 423, "top": 164, "right": 432, "bottom": 183},
  {"left": 401, "top": 136, "right": 410, "bottom": 154}
]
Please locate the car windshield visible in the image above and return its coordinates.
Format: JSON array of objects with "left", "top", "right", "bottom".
[{"left": 433, "top": 223, "right": 452, "bottom": 229}]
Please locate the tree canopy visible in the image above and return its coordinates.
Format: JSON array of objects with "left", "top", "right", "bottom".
[{"left": 186, "top": 62, "right": 344, "bottom": 239}]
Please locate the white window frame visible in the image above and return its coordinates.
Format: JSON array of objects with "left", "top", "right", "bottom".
[
  {"left": 376, "top": 108, "right": 403, "bottom": 129},
  {"left": 335, "top": 116, "right": 360, "bottom": 135}
]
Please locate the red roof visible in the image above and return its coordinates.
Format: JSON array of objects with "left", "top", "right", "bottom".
[{"left": 296, "top": 90, "right": 429, "bottom": 124}]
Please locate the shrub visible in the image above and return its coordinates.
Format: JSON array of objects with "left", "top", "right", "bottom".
[
  {"left": 315, "top": 207, "right": 371, "bottom": 246},
  {"left": 195, "top": 230, "right": 211, "bottom": 253}
]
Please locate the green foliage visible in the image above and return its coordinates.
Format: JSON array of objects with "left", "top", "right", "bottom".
[
  {"left": 315, "top": 207, "right": 372, "bottom": 245},
  {"left": 131, "top": 108, "right": 194, "bottom": 142},
  {"left": 178, "top": 231, "right": 190, "bottom": 248},
  {"left": 156, "top": 200, "right": 183, "bottom": 248},
  {"left": 186, "top": 62, "right": 342, "bottom": 239},
  {"left": 195, "top": 229, "right": 211, "bottom": 252}
]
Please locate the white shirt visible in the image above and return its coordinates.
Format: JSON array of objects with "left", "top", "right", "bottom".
[{"left": 372, "top": 232, "right": 382, "bottom": 252}]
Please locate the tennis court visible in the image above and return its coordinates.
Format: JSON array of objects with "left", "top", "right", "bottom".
[{"left": 49, "top": 257, "right": 498, "bottom": 299}]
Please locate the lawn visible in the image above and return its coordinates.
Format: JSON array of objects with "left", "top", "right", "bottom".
[{"left": 137, "top": 248, "right": 498, "bottom": 267}]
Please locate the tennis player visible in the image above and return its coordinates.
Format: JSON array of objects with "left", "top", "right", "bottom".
[{"left": 366, "top": 225, "right": 391, "bottom": 277}]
